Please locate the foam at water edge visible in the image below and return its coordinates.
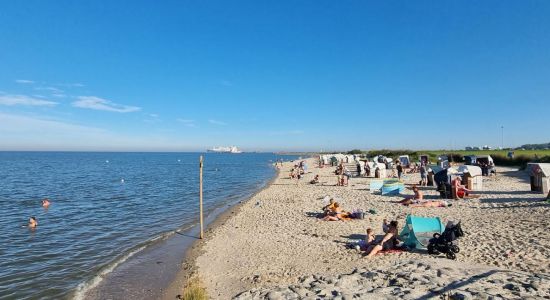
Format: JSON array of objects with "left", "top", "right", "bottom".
[{"left": 71, "top": 233, "right": 168, "bottom": 300}]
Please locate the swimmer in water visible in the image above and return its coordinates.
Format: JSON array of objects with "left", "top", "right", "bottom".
[
  {"left": 28, "top": 216, "right": 38, "bottom": 228},
  {"left": 42, "top": 198, "right": 51, "bottom": 208}
]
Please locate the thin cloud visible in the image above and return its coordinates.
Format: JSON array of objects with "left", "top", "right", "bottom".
[
  {"left": 56, "top": 83, "right": 85, "bottom": 88},
  {"left": 52, "top": 93, "right": 67, "bottom": 98},
  {"left": 35, "top": 86, "right": 65, "bottom": 93},
  {"left": 15, "top": 79, "right": 35, "bottom": 84},
  {"left": 177, "top": 118, "right": 196, "bottom": 127},
  {"left": 143, "top": 114, "right": 161, "bottom": 124},
  {"left": 0, "top": 94, "right": 58, "bottom": 107},
  {"left": 72, "top": 96, "right": 141, "bottom": 113},
  {"left": 208, "top": 119, "right": 227, "bottom": 126},
  {"left": 0, "top": 112, "right": 105, "bottom": 134}
]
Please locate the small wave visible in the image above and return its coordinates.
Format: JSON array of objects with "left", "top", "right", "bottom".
[{"left": 71, "top": 231, "right": 174, "bottom": 300}]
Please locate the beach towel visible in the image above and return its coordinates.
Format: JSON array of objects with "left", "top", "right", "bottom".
[{"left": 378, "top": 249, "right": 406, "bottom": 255}]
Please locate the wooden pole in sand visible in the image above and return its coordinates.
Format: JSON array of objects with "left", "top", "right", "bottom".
[{"left": 199, "top": 155, "right": 204, "bottom": 239}]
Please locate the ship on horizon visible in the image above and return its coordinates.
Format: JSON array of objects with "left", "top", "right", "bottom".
[{"left": 207, "top": 146, "right": 243, "bottom": 153}]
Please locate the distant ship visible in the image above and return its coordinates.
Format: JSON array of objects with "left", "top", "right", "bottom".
[{"left": 207, "top": 146, "right": 243, "bottom": 153}]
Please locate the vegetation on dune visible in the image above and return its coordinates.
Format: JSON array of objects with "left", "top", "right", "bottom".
[
  {"left": 341, "top": 149, "right": 550, "bottom": 168},
  {"left": 179, "top": 276, "right": 208, "bottom": 300}
]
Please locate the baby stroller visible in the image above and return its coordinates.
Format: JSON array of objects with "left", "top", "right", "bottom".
[
  {"left": 434, "top": 169, "right": 453, "bottom": 199},
  {"left": 427, "top": 221, "right": 464, "bottom": 260}
]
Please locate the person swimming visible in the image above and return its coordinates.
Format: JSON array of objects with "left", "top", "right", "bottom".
[
  {"left": 42, "top": 198, "right": 51, "bottom": 208},
  {"left": 28, "top": 216, "right": 38, "bottom": 228}
]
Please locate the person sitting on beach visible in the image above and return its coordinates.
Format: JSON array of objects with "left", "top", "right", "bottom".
[
  {"left": 322, "top": 198, "right": 336, "bottom": 215},
  {"left": 310, "top": 174, "right": 320, "bottom": 184},
  {"left": 452, "top": 176, "right": 472, "bottom": 198},
  {"left": 399, "top": 185, "right": 424, "bottom": 205},
  {"left": 28, "top": 216, "right": 38, "bottom": 228},
  {"left": 322, "top": 202, "right": 350, "bottom": 221},
  {"left": 322, "top": 202, "right": 343, "bottom": 221},
  {"left": 365, "top": 220, "right": 400, "bottom": 258},
  {"left": 42, "top": 198, "right": 51, "bottom": 208},
  {"left": 409, "top": 200, "right": 452, "bottom": 208}
]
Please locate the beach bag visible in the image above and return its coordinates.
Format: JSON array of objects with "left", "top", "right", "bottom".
[{"left": 352, "top": 209, "right": 365, "bottom": 219}]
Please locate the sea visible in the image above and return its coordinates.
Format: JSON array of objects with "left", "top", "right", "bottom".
[{"left": 0, "top": 152, "right": 298, "bottom": 299}]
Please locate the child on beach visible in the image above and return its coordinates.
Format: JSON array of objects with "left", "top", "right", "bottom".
[
  {"left": 365, "top": 228, "right": 375, "bottom": 245},
  {"left": 310, "top": 175, "right": 320, "bottom": 184}
]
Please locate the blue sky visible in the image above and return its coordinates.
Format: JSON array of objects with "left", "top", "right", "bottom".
[{"left": 1, "top": 1, "right": 549, "bottom": 151}]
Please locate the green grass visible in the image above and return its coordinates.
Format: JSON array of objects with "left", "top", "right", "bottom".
[
  {"left": 349, "top": 149, "right": 550, "bottom": 168},
  {"left": 426, "top": 149, "right": 550, "bottom": 157}
]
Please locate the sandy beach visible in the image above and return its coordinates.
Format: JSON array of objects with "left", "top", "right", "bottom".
[{"left": 183, "top": 158, "right": 549, "bottom": 299}]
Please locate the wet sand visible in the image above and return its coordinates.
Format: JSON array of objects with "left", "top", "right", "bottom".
[{"left": 82, "top": 172, "right": 280, "bottom": 300}]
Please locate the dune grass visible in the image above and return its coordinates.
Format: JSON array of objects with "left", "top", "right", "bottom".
[{"left": 180, "top": 276, "right": 208, "bottom": 300}]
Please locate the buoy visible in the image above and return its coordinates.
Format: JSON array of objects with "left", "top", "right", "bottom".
[
  {"left": 121, "top": 179, "right": 125, "bottom": 183},
  {"left": 106, "top": 160, "right": 109, "bottom": 163}
]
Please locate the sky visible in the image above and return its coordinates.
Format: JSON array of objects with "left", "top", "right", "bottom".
[{"left": 1, "top": 1, "right": 549, "bottom": 152}]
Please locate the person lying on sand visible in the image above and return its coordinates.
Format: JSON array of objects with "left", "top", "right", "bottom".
[
  {"left": 365, "top": 220, "right": 400, "bottom": 258},
  {"left": 399, "top": 185, "right": 424, "bottom": 205},
  {"left": 322, "top": 202, "right": 351, "bottom": 221},
  {"left": 409, "top": 200, "right": 452, "bottom": 208}
]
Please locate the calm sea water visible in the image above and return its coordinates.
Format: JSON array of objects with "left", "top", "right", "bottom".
[{"left": 0, "top": 152, "right": 296, "bottom": 299}]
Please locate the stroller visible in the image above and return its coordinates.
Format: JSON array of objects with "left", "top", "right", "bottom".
[
  {"left": 434, "top": 169, "right": 453, "bottom": 199},
  {"left": 427, "top": 221, "right": 464, "bottom": 260}
]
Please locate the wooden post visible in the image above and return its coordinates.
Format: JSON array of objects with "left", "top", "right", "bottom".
[{"left": 199, "top": 155, "right": 204, "bottom": 239}]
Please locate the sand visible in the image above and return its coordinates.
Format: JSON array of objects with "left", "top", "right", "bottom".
[{"left": 187, "top": 158, "right": 550, "bottom": 299}]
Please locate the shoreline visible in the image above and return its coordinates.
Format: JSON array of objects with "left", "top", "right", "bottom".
[
  {"left": 77, "top": 162, "right": 282, "bottom": 300},
  {"left": 161, "top": 166, "right": 282, "bottom": 299},
  {"left": 190, "top": 158, "right": 550, "bottom": 299}
]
